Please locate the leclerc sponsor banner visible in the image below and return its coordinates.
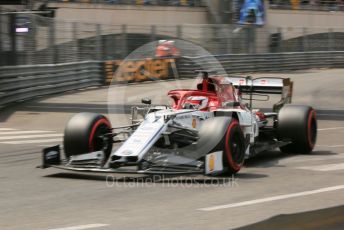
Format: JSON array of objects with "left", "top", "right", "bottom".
[{"left": 104, "top": 58, "right": 176, "bottom": 84}]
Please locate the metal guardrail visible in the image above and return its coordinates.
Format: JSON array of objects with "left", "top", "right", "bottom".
[
  {"left": 177, "top": 51, "right": 344, "bottom": 77},
  {"left": 0, "top": 61, "right": 103, "bottom": 107},
  {"left": 1, "top": 51, "right": 343, "bottom": 108}
]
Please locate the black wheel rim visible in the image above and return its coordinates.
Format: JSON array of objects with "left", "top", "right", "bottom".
[
  {"left": 92, "top": 124, "right": 111, "bottom": 152},
  {"left": 309, "top": 116, "right": 317, "bottom": 145},
  {"left": 229, "top": 129, "right": 244, "bottom": 165}
]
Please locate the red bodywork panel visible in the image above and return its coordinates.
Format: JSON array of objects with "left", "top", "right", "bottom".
[{"left": 167, "top": 76, "right": 239, "bottom": 111}]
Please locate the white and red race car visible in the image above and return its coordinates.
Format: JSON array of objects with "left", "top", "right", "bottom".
[{"left": 41, "top": 71, "right": 317, "bottom": 176}]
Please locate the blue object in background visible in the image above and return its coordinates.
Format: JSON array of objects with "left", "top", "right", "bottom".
[{"left": 238, "top": 0, "right": 265, "bottom": 25}]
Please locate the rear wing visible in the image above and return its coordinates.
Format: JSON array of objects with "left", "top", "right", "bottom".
[{"left": 226, "top": 77, "right": 293, "bottom": 111}]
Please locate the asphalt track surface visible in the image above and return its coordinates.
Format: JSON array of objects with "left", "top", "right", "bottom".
[{"left": 0, "top": 69, "right": 343, "bottom": 230}]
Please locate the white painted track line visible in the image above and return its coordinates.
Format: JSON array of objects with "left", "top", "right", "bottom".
[
  {"left": 280, "top": 153, "right": 344, "bottom": 163},
  {"left": 318, "top": 127, "right": 344, "bottom": 131},
  {"left": 317, "top": 145, "right": 344, "bottom": 148},
  {"left": 49, "top": 223, "right": 109, "bottom": 230},
  {"left": 0, "top": 130, "right": 54, "bottom": 135},
  {"left": 0, "top": 128, "right": 61, "bottom": 145},
  {"left": 0, "top": 133, "right": 63, "bottom": 140},
  {"left": 0, "top": 138, "right": 62, "bottom": 144},
  {"left": 297, "top": 163, "right": 344, "bottom": 171},
  {"left": 198, "top": 185, "right": 344, "bottom": 211},
  {"left": 0, "top": 128, "right": 17, "bottom": 131}
]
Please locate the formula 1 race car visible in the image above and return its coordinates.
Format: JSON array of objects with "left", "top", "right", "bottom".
[{"left": 40, "top": 70, "right": 317, "bottom": 176}]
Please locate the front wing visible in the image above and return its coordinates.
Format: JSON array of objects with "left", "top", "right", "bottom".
[{"left": 39, "top": 145, "right": 207, "bottom": 175}]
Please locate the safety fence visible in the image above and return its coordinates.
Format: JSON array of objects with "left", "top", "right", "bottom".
[
  {"left": 269, "top": 0, "right": 344, "bottom": 11},
  {"left": 1, "top": 51, "right": 344, "bottom": 107},
  {"left": 47, "top": 0, "right": 204, "bottom": 6},
  {"left": 2, "top": 13, "right": 344, "bottom": 67}
]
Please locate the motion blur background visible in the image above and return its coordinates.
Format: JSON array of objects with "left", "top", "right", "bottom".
[{"left": 1, "top": 0, "right": 344, "bottom": 66}]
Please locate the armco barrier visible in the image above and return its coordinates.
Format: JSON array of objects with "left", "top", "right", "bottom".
[
  {"left": 1, "top": 51, "right": 343, "bottom": 108},
  {"left": 177, "top": 51, "right": 344, "bottom": 78},
  {"left": 0, "top": 61, "right": 103, "bottom": 107}
]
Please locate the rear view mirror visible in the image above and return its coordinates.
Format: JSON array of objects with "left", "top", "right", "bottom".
[{"left": 141, "top": 98, "right": 151, "bottom": 105}]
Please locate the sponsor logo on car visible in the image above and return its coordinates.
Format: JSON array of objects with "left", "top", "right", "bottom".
[
  {"left": 208, "top": 153, "right": 215, "bottom": 172},
  {"left": 192, "top": 118, "right": 197, "bottom": 128}
]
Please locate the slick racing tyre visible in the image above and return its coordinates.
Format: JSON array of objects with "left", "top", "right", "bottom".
[
  {"left": 222, "top": 119, "right": 246, "bottom": 174},
  {"left": 64, "top": 113, "right": 113, "bottom": 162},
  {"left": 277, "top": 105, "right": 317, "bottom": 154},
  {"left": 205, "top": 118, "right": 246, "bottom": 174}
]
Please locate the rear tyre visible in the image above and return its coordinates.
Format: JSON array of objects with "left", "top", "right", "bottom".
[
  {"left": 277, "top": 105, "right": 317, "bottom": 154},
  {"left": 64, "top": 113, "right": 113, "bottom": 163}
]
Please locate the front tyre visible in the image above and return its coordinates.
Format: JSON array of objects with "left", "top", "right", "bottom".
[
  {"left": 277, "top": 105, "right": 317, "bottom": 154},
  {"left": 222, "top": 120, "right": 246, "bottom": 174},
  {"left": 63, "top": 113, "right": 113, "bottom": 163},
  {"left": 208, "top": 118, "right": 246, "bottom": 175}
]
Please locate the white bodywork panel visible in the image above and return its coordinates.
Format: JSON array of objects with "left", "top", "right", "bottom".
[
  {"left": 113, "top": 107, "right": 258, "bottom": 160},
  {"left": 216, "top": 108, "right": 259, "bottom": 143},
  {"left": 114, "top": 117, "right": 166, "bottom": 160},
  {"left": 114, "top": 109, "right": 214, "bottom": 160}
]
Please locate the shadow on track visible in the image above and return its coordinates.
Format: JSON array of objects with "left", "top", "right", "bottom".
[
  {"left": 235, "top": 205, "right": 344, "bottom": 230},
  {"left": 41, "top": 150, "right": 337, "bottom": 182},
  {"left": 245, "top": 150, "right": 337, "bottom": 168},
  {"left": 44, "top": 172, "right": 268, "bottom": 184}
]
